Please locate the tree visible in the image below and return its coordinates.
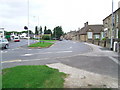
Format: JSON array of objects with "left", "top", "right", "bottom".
[
  {"left": 39, "top": 26, "right": 42, "bottom": 34},
  {"left": 29, "top": 30, "right": 34, "bottom": 34},
  {"left": 45, "top": 29, "right": 52, "bottom": 34},
  {"left": 35, "top": 26, "right": 38, "bottom": 35},
  {"left": 44, "top": 26, "right": 47, "bottom": 34},
  {"left": 53, "top": 26, "right": 64, "bottom": 39}
]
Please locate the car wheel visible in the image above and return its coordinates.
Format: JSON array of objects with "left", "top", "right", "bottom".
[{"left": 5, "top": 44, "right": 9, "bottom": 49}]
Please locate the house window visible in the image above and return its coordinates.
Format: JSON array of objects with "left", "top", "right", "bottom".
[
  {"left": 116, "top": 28, "right": 118, "bottom": 38},
  {"left": 116, "top": 14, "right": 119, "bottom": 23},
  {"left": 94, "top": 35, "right": 100, "bottom": 39},
  {"left": 87, "top": 32, "right": 92, "bottom": 39}
]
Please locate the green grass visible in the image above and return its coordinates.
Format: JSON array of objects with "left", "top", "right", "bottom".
[
  {"left": 2, "top": 65, "right": 66, "bottom": 88},
  {"left": 0, "top": 74, "right": 2, "bottom": 89},
  {"left": 28, "top": 42, "right": 54, "bottom": 48},
  {"left": 40, "top": 40, "right": 57, "bottom": 42}
]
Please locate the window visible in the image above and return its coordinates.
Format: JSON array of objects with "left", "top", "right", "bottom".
[
  {"left": 87, "top": 32, "right": 92, "bottom": 39},
  {"left": 116, "top": 28, "right": 118, "bottom": 38},
  {"left": 116, "top": 14, "right": 119, "bottom": 23},
  {"left": 94, "top": 35, "right": 100, "bottom": 39}
]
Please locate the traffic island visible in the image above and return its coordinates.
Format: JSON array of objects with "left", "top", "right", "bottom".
[{"left": 28, "top": 42, "right": 54, "bottom": 49}]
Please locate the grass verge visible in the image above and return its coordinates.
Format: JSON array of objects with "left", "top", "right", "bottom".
[
  {"left": 40, "top": 40, "right": 57, "bottom": 42},
  {"left": 28, "top": 42, "right": 54, "bottom": 48},
  {"left": 0, "top": 74, "right": 2, "bottom": 89},
  {"left": 2, "top": 65, "right": 66, "bottom": 88}
]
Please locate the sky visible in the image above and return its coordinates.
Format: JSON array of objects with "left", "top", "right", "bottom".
[{"left": 0, "top": 0, "right": 120, "bottom": 33}]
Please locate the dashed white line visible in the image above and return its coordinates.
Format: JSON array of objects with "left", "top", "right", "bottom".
[{"left": 22, "top": 54, "right": 33, "bottom": 56}]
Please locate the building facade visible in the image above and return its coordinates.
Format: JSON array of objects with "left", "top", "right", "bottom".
[{"left": 103, "top": 8, "right": 120, "bottom": 39}]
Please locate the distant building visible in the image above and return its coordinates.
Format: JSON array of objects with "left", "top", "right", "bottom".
[
  {"left": 0, "top": 28, "right": 5, "bottom": 38},
  {"left": 65, "top": 31, "right": 77, "bottom": 40}
]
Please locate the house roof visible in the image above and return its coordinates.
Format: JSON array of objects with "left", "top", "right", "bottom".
[{"left": 79, "top": 25, "right": 103, "bottom": 35}]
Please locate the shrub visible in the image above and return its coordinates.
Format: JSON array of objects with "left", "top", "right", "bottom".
[
  {"left": 102, "top": 38, "right": 106, "bottom": 41},
  {"left": 42, "top": 35, "right": 50, "bottom": 40}
]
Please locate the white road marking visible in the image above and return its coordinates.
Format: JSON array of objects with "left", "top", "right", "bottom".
[
  {"left": 2, "top": 51, "right": 8, "bottom": 53},
  {"left": 108, "top": 56, "right": 120, "bottom": 65},
  {"left": 56, "top": 51, "right": 72, "bottom": 53},
  {"left": 22, "top": 58, "right": 49, "bottom": 62},
  {"left": 28, "top": 49, "right": 32, "bottom": 50},
  {"left": 2, "top": 60, "right": 22, "bottom": 63},
  {"left": 22, "top": 54, "right": 33, "bottom": 56},
  {"left": 21, "top": 51, "right": 73, "bottom": 56}
]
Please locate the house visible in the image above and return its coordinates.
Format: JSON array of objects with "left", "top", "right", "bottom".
[
  {"left": 65, "top": 31, "right": 77, "bottom": 40},
  {"left": 103, "top": 7, "right": 120, "bottom": 51},
  {"left": 103, "top": 8, "right": 120, "bottom": 39},
  {"left": 0, "top": 28, "right": 5, "bottom": 38},
  {"left": 78, "top": 22, "right": 103, "bottom": 42}
]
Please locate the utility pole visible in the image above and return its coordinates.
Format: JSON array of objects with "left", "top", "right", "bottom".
[
  {"left": 110, "top": 0, "right": 114, "bottom": 50},
  {"left": 27, "top": 0, "right": 30, "bottom": 46}
]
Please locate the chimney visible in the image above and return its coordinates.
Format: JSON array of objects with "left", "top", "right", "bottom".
[{"left": 84, "top": 22, "right": 88, "bottom": 27}]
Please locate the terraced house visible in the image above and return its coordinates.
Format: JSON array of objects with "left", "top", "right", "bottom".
[{"left": 103, "top": 8, "right": 120, "bottom": 39}]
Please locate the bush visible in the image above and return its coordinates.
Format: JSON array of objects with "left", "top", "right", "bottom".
[
  {"left": 42, "top": 35, "right": 50, "bottom": 40},
  {"left": 102, "top": 38, "right": 106, "bottom": 41}
]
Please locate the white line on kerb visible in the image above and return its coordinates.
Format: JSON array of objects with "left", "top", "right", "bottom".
[{"left": 108, "top": 56, "right": 120, "bottom": 65}]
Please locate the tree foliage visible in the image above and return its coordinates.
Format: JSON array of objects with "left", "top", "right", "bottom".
[
  {"left": 53, "top": 26, "right": 64, "bottom": 39},
  {"left": 44, "top": 26, "right": 47, "bottom": 34},
  {"left": 39, "top": 26, "right": 42, "bottom": 34},
  {"left": 35, "top": 26, "right": 39, "bottom": 35}
]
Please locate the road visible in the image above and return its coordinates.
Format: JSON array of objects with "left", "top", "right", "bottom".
[{"left": 1, "top": 39, "right": 119, "bottom": 79}]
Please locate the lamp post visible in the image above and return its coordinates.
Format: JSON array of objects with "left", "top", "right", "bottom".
[
  {"left": 27, "top": 0, "right": 30, "bottom": 46},
  {"left": 110, "top": 0, "right": 114, "bottom": 50}
]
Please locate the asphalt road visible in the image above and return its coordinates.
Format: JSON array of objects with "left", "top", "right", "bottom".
[{"left": 1, "top": 39, "right": 119, "bottom": 79}]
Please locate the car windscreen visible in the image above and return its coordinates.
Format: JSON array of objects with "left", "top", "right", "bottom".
[{"left": 15, "top": 38, "right": 19, "bottom": 39}]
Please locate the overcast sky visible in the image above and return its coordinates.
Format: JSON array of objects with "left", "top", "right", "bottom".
[{"left": 0, "top": 0, "right": 119, "bottom": 33}]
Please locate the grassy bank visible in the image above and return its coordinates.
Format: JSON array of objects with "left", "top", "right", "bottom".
[
  {"left": 28, "top": 42, "right": 54, "bottom": 48},
  {"left": 2, "top": 65, "right": 66, "bottom": 88}
]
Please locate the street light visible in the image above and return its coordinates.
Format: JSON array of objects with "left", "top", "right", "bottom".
[
  {"left": 110, "top": 0, "right": 114, "bottom": 50},
  {"left": 27, "top": 0, "right": 30, "bottom": 46}
]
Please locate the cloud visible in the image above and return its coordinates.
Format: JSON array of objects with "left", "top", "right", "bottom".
[{"left": 0, "top": 0, "right": 119, "bottom": 32}]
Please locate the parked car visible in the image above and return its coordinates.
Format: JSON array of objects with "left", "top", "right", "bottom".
[
  {"left": 14, "top": 36, "right": 20, "bottom": 42},
  {"left": 0, "top": 38, "right": 9, "bottom": 49}
]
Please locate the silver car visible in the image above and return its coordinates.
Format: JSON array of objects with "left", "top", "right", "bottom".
[{"left": 0, "top": 38, "right": 9, "bottom": 49}]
